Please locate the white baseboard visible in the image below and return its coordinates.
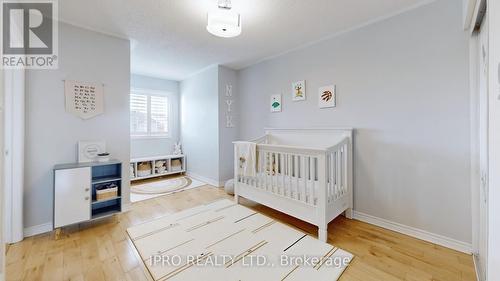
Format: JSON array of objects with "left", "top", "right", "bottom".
[
  {"left": 186, "top": 172, "right": 224, "bottom": 187},
  {"left": 24, "top": 222, "right": 53, "bottom": 237},
  {"left": 472, "top": 253, "right": 482, "bottom": 281},
  {"left": 23, "top": 207, "right": 130, "bottom": 238},
  {"left": 353, "top": 211, "right": 473, "bottom": 254}
]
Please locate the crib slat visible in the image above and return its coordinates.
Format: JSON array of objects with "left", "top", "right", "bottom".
[
  {"left": 333, "top": 152, "right": 337, "bottom": 201},
  {"left": 262, "top": 150, "right": 266, "bottom": 189},
  {"left": 342, "top": 145, "right": 347, "bottom": 195},
  {"left": 339, "top": 148, "right": 343, "bottom": 197},
  {"left": 273, "top": 152, "right": 277, "bottom": 193},
  {"left": 288, "top": 154, "right": 293, "bottom": 199},
  {"left": 305, "top": 157, "right": 310, "bottom": 204},
  {"left": 309, "top": 157, "right": 314, "bottom": 205},
  {"left": 270, "top": 152, "right": 274, "bottom": 193},
  {"left": 292, "top": 155, "right": 299, "bottom": 199},
  {"left": 328, "top": 153, "right": 332, "bottom": 203},
  {"left": 267, "top": 152, "right": 271, "bottom": 192},
  {"left": 300, "top": 156, "right": 306, "bottom": 203},
  {"left": 280, "top": 153, "right": 285, "bottom": 196},
  {"left": 336, "top": 150, "right": 341, "bottom": 200}
]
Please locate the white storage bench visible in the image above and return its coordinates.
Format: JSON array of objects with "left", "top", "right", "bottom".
[{"left": 130, "top": 154, "right": 186, "bottom": 181}]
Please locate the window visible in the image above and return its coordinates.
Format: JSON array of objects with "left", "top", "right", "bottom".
[{"left": 130, "top": 90, "right": 169, "bottom": 137}]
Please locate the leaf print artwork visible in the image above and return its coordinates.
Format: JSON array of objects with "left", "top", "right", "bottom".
[{"left": 270, "top": 94, "right": 282, "bottom": 112}]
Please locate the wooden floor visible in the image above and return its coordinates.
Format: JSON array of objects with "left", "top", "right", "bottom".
[{"left": 6, "top": 185, "right": 476, "bottom": 281}]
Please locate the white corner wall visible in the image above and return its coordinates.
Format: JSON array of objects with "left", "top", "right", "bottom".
[
  {"left": 24, "top": 23, "right": 130, "bottom": 233},
  {"left": 180, "top": 66, "right": 220, "bottom": 185},
  {"left": 131, "top": 74, "right": 180, "bottom": 158},
  {"left": 180, "top": 66, "right": 238, "bottom": 186},
  {"left": 237, "top": 0, "right": 472, "bottom": 246},
  {"left": 218, "top": 66, "right": 238, "bottom": 183}
]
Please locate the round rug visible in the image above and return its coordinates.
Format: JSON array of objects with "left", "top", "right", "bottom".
[{"left": 131, "top": 177, "right": 192, "bottom": 194}]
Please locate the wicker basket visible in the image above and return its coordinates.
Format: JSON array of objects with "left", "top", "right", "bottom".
[
  {"left": 137, "top": 162, "right": 152, "bottom": 177},
  {"left": 171, "top": 159, "right": 182, "bottom": 171},
  {"left": 96, "top": 186, "right": 118, "bottom": 201}
]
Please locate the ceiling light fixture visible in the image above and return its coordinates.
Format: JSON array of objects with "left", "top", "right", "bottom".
[{"left": 207, "top": 0, "right": 241, "bottom": 38}]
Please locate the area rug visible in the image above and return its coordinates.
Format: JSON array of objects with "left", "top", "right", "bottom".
[
  {"left": 130, "top": 177, "right": 205, "bottom": 203},
  {"left": 127, "top": 199, "right": 353, "bottom": 280},
  {"left": 132, "top": 177, "right": 192, "bottom": 194}
]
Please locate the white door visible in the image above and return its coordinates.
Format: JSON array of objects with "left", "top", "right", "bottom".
[
  {"left": 54, "top": 167, "right": 91, "bottom": 228},
  {"left": 478, "top": 12, "right": 489, "bottom": 280}
]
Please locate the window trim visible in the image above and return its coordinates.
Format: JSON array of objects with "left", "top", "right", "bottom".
[{"left": 130, "top": 88, "right": 172, "bottom": 139}]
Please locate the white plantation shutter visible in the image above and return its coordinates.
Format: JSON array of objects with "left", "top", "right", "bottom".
[
  {"left": 150, "top": 95, "right": 169, "bottom": 134},
  {"left": 130, "top": 91, "right": 169, "bottom": 137},
  {"left": 130, "top": 94, "right": 148, "bottom": 135}
]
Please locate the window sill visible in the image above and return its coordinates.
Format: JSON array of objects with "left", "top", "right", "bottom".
[{"left": 131, "top": 135, "right": 171, "bottom": 140}]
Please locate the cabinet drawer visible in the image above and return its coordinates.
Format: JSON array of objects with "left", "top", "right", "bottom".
[{"left": 54, "top": 167, "right": 91, "bottom": 228}]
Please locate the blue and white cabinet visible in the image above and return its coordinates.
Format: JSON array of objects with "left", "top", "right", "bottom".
[{"left": 53, "top": 160, "right": 122, "bottom": 230}]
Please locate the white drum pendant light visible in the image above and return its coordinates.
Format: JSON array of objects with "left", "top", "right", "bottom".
[{"left": 207, "top": 0, "right": 241, "bottom": 38}]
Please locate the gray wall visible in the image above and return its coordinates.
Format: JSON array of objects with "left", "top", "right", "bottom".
[
  {"left": 218, "top": 66, "right": 238, "bottom": 183},
  {"left": 237, "top": 0, "right": 471, "bottom": 243},
  {"left": 25, "top": 23, "right": 130, "bottom": 229},
  {"left": 130, "top": 74, "right": 180, "bottom": 158},
  {"left": 180, "top": 66, "right": 220, "bottom": 184}
]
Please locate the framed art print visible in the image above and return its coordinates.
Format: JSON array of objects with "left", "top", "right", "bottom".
[
  {"left": 318, "top": 85, "right": 336, "bottom": 108},
  {"left": 270, "top": 94, "right": 282, "bottom": 112},
  {"left": 78, "top": 140, "right": 106, "bottom": 163},
  {"left": 292, "top": 80, "right": 306, "bottom": 101}
]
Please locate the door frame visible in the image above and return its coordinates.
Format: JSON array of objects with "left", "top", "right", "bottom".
[
  {"left": 487, "top": 0, "right": 500, "bottom": 279},
  {"left": 3, "top": 69, "right": 25, "bottom": 244},
  {"left": 0, "top": 65, "right": 5, "bottom": 281},
  {"left": 468, "top": 0, "right": 488, "bottom": 280}
]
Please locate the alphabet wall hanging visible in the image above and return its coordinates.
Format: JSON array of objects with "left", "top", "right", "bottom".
[{"left": 64, "top": 80, "right": 104, "bottom": 119}]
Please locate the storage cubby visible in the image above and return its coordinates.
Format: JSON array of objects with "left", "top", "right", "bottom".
[
  {"left": 170, "top": 157, "right": 183, "bottom": 172},
  {"left": 92, "top": 163, "right": 121, "bottom": 183},
  {"left": 154, "top": 159, "right": 169, "bottom": 175},
  {"left": 92, "top": 198, "right": 121, "bottom": 219},
  {"left": 91, "top": 162, "right": 122, "bottom": 219},
  {"left": 137, "top": 161, "right": 153, "bottom": 177}
]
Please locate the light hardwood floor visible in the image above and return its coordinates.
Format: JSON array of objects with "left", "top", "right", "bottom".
[{"left": 6, "top": 185, "right": 476, "bottom": 281}]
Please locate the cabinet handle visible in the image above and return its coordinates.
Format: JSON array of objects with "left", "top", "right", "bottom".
[
  {"left": 85, "top": 188, "right": 90, "bottom": 192},
  {"left": 85, "top": 196, "right": 90, "bottom": 201}
]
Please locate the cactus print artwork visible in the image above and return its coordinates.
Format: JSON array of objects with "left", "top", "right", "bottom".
[{"left": 292, "top": 80, "right": 306, "bottom": 101}]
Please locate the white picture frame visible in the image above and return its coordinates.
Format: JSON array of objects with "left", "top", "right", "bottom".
[
  {"left": 270, "top": 94, "right": 282, "bottom": 112},
  {"left": 292, "top": 80, "right": 306, "bottom": 101},
  {"left": 78, "top": 140, "right": 106, "bottom": 163},
  {"left": 318, "top": 85, "right": 336, "bottom": 108}
]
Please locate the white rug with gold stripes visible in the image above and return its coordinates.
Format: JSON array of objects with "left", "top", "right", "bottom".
[{"left": 127, "top": 199, "right": 353, "bottom": 281}]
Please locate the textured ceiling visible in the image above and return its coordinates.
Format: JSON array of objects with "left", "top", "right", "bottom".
[{"left": 59, "top": 0, "right": 433, "bottom": 80}]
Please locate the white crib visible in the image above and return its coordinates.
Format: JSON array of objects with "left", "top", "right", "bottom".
[{"left": 233, "top": 128, "right": 353, "bottom": 242}]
